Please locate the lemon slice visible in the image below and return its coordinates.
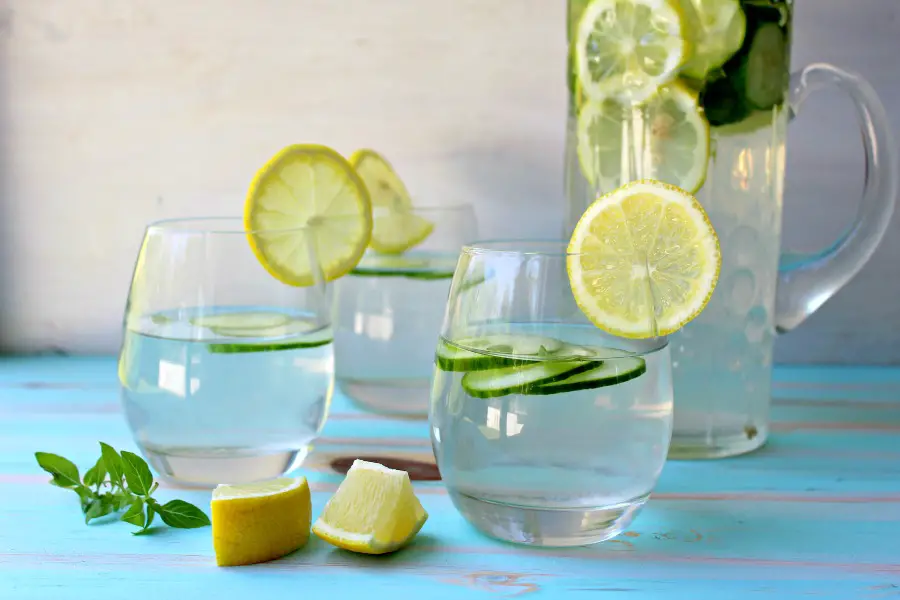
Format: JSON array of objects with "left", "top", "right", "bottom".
[
  {"left": 679, "top": 0, "right": 746, "bottom": 79},
  {"left": 567, "top": 179, "right": 720, "bottom": 338},
  {"left": 312, "top": 459, "right": 428, "bottom": 555},
  {"left": 244, "top": 144, "right": 372, "bottom": 286},
  {"left": 577, "top": 82, "right": 710, "bottom": 194},
  {"left": 575, "top": 0, "right": 688, "bottom": 102},
  {"left": 349, "top": 149, "right": 434, "bottom": 254},
  {"left": 212, "top": 477, "right": 311, "bottom": 566}
]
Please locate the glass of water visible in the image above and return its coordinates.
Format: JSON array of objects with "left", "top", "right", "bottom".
[
  {"left": 118, "top": 217, "right": 334, "bottom": 487},
  {"left": 335, "top": 204, "right": 477, "bottom": 417},
  {"left": 430, "top": 240, "right": 673, "bottom": 546}
]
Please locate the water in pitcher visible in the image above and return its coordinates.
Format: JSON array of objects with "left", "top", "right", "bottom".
[{"left": 565, "top": 0, "right": 792, "bottom": 457}]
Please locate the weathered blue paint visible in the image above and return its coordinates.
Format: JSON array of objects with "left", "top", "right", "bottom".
[{"left": 1, "top": 357, "right": 898, "bottom": 599}]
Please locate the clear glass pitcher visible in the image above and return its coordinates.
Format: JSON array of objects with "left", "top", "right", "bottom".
[{"left": 563, "top": 0, "right": 898, "bottom": 458}]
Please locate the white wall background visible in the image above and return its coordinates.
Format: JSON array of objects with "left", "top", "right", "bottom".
[{"left": 0, "top": 0, "right": 897, "bottom": 362}]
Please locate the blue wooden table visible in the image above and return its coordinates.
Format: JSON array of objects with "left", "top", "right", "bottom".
[{"left": 2, "top": 357, "right": 899, "bottom": 599}]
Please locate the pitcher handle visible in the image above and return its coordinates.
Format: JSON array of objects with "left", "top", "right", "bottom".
[{"left": 775, "top": 63, "right": 898, "bottom": 333}]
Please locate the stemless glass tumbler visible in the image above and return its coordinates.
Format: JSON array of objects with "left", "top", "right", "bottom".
[
  {"left": 335, "top": 204, "right": 478, "bottom": 416},
  {"left": 430, "top": 241, "right": 673, "bottom": 547},
  {"left": 118, "top": 218, "right": 334, "bottom": 487}
]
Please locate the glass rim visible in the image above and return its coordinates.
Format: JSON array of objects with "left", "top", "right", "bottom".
[
  {"left": 462, "top": 239, "right": 587, "bottom": 257},
  {"left": 144, "top": 216, "right": 312, "bottom": 236}
]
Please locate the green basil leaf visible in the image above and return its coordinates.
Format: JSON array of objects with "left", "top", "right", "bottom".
[
  {"left": 99, "top": 443, "right": 125, "bottom": 487},
  {"left": 120, "top": 499, "right": 146, "bottom": 527},
  {"left": 133, "top": 503, "right": 157, "bottom": 535},
  {"left": 156, "top": 499, "right": 211, "bottom": 529},
  {"left": 84, "top": 499, "right": 114, "bottom": 524},
  {"left": 83, "top": 456, "right": 106, "bottom": 488},
  {"left": 34, "top": 452, "right": 81, "bottom": 488},
  {"left": 120, "top": 451, "right": 153, "bottom": 496}
]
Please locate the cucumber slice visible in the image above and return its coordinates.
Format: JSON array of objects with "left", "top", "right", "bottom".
[
  {"left": 741, "top": 22, "right": 787, "bottom": 110},
  {"left": 699, "top": 74, "right": 751, "bottom": 127},
  {"left": 207, "top": 336, "right": 332, "bottom": 354},
  {"left": 461, "top": 360, "right": 601, "bottom": 399},
  {"left": 529, "top": 357, "right": 647, "bottom": 395},
  {"left": 208, "top": 319, "right": 319, "bottom": 339},
  {"left": 351, "top": 254, "right": 457, "bottom": 280},
  {"left": 191, "top": 311, "right": 290, "bottom": 330},
  {"left": 208, "top": 327, "right": 333, "bottom": 354},
  {"left": 435, "top": 335, "right": 565, "bottom": 372}
]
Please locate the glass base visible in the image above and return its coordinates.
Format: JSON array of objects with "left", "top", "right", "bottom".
[
  {"left": 448, "top": 490, "right": 649, "bottom": 547},
  {"left": 668, "top": 426, "right": 768, "bottom": 459},
  {"left": 339, "top": 378, "right": 431, "bottom": 417},
  {"left": 141, "top": 444, "right": 310, "bottom": 488}
]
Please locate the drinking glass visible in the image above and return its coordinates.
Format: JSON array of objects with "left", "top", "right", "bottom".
[
  {"left": 335, "top": 204, "right": 478, "bottom": 416},
  {"left": 118, "top": 217, "right": 334, "bottom": 487},
  {"left": 430, "top": 240, "right": 673, "bottom": 546}
]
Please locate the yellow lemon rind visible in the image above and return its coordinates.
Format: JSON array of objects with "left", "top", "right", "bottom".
[
  {"left": 244, "top": 144, "right": 373, "bottom": 287},
  {"left": 567, "top": 178, "right": 721, "bottom": 339}
]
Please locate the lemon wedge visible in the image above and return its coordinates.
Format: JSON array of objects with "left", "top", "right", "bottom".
[
  {"left": 312, "top": 459, "right": 427, "bottom": 554},
  {"left": 349, "top": 149, "right": 434, "bottom": 254},
  {"left": 211, "top": 477, "right": 311, "bottom": 567},
  {"left": 567, "top": 179, "right": 720, "bottom": 338},
  {"left": 577, "top": 82, "right": 710, "bottom": 194},
  {"left": 244, "top": 144, "right": 372, "bottom": 286},
  {"left": 575, "top": 0, "right": 688, "bottom": 102}
]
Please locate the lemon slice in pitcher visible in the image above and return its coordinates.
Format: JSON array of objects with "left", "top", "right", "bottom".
[
  {"left": 567, "top": 179, "right": 720, "bottom": 339},
  {"left": 349, "top": 149, "right": 434, "bottom": 254},
  {"left": 577, "top": 82, "right": 710, "bottom": 193},
  {"left": 244, "top": 144, "right": 372, "bottom": 286},
  {"left": 679, "top": 0, "right": 747, "bottom": 79},
  {"left": 574, "top": 0, "right": 688, "bottom": 102}
]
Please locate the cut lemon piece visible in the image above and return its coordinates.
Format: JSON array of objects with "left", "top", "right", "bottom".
[
  {"left": 349, "top": 149, "right": 434, "bottom": 254},
  {"left": 577, "top": 82, "right": 710, "bottom": 194},
  {"left": 244, "top": 144, "right": 372, "bottom": 286},
  {"left": 679, "top": 0, "right": 746, "bottom": 79},
  {"left": 567, "top": 179, "right": 720, "bottom": 338},
  {"left": 575, "top": 0, "right": 688, "bottom": 102},
  {"left": 211, "top": 477, "right": 311, "bottom": 567},
  {"left": 312, "top": 459, "right": 427, "bottom": 555}
]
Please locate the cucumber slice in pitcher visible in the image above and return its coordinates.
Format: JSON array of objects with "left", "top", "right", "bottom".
[
  {"left": 461, "top": 360, "right": 601, "bottom": 399},
  {"left": 529, "top": 356, "right": 647, "bottom": 395},
  {"left": 740, "top": 22, "right": 787, "bottom": 110},
  {"left": 435, "top": 334, "right": 565, "bottom": 372}
]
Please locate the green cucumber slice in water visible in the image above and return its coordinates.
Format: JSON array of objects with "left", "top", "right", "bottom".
[
  {"left": 740, "top": 22, "right": 787, "bottom": 110},
  {"left": 207, "top": 337, "right": 332, "bottom": 354},
  {"left": 208, "top": 319, "right": 318, "bottom": 339},
  {"left": 436, "top": 335, "right": 565, "bottom": 372},
  {"left": 461, "top": 360, "right": 601, "bottom": 399},
  {"left": 529, "top": 357, "right": 647, "bottom": 395},
  {"left": 191, "top": 312, "right": 290, "bottom": 330},
  {"left": 208, "top": 327, "right": 332, "bottom": 354}
]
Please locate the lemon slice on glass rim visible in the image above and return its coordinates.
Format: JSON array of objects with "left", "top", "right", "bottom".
[
  {"left": 244, "top": 144, "right": 373, "bottom": 286},
  {"left": 567, "top": 179, "right": 721, "bottom": 339},
  {"left": 349, "top": 149, "right": 434, "bottom": 255}
]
